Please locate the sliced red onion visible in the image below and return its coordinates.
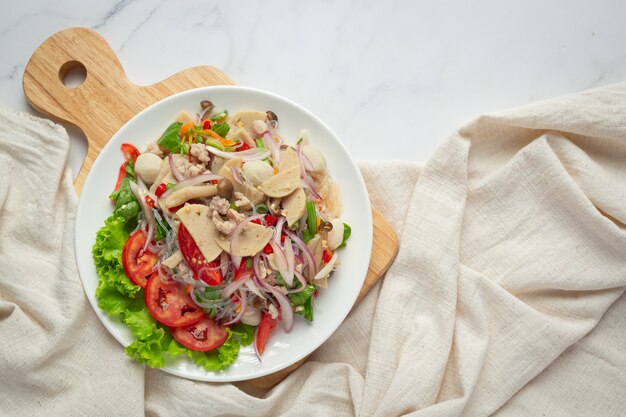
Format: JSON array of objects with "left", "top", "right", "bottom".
[
  {"left": 231, "top": 167, "right": 244, "bottom": 185},
  {"left": 198, "top": 106, "right": 212, "bottom": 123},
  {"left": 245, "top": 279, "right": 265, "bottom": 299},
  {"left": 220, "top": 252, "right": 230, "bottom": 277},
  {"left": 314, "top": 252, "right": 338, "bottom": 281},
  {"left": 206, "top": 145, "right": 271, "bottom": 161},
  {"left": 129, "top": 181, "right": 155, "bottom": 250},
  {"left": 168, "top": 154, "right": 185, "bottom": 182},
  {"left": 289, "top": 270, "right": 308, "bottom": 293},
  {"left": 224, "top": 290, "right": 247, "bottom": 325},
  {"left": 136, "top": 175, "right": 157, "bottom": 202},
  {"left": 273, "top": 216, "right": 286, "bottom": 244},
  {"left": 156, "top": 262, "right": 176, "bottom": 284},
  {"left": 297, "top": 142, "right": 321, "bottom": 200},
  {"left": 269, "top": 240, "right": 292, "bottom": 286},
  {"left": 301, "top": 152, "right": 314, "bottom": 171},
  {"left": 267, "top": 119, "right": 279, "bottom": 133},
  {"left": 264, "top": 284, "right": 294, "bottom": 332},
  {"left": 222, "top": 276, "right": 250, "bottom": 299},
  {"left": 285, "top": 230, "right": 318, "bottom": 277},
  {"left": 230, "top": 214, "right": 265, "bottom": 253},
  {"left": 253, "top": 326, "right": 262, "bottom": 362},
  {"left": 176, "top": 173, "right": 222, "bottom": 189},
  {"left": 263, "top": 132, "right": 281, "bottom": 166},
  {"left": 252, "top": 253, "right": 263, "bottom": 280},
  {"left": 230, "top": 253, "right": 242, "bottom": 270},
  {"left": 283, "top": 237, "right": 295, "bottom": 286}
]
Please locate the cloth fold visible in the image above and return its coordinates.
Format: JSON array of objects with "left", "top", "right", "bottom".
[{"left": 1, "top": 82, "right": 625, "bottom": 417}]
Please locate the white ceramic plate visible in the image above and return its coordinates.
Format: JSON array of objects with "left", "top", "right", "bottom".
[{"left": 75, "top": 86, "right": 373, "bottom": 382}]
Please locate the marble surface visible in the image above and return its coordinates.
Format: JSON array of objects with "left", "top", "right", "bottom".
[{"left": 2, "top": 0, "right": 626, "bottom": 176}]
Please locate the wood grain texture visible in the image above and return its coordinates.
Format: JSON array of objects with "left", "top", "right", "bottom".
[{"left": 22, "top": 27, "right": 399, "bottom": 388}]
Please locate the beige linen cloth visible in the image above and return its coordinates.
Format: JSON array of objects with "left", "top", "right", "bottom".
[{"left": 1, "top": 82, "right": 625, "bottom": 417}]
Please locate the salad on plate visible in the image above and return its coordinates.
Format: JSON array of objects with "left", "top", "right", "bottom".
[{"left": 92, "top": 100, "right": 351, "bottom": 371}]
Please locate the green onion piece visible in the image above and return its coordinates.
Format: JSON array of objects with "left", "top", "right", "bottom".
[{"left": 255, "top": 203, "right": 269, "bottom": 214}]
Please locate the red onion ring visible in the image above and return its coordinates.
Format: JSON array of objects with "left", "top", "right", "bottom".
[
  {"left": 253, "top": 325, "right": 263, "bottom": 362},
  {"left": 222, "top": 276, "right": 250, "bottom": 299},
  {"left": 129, "top": 181, "right": 155, "bottom": 250},
  {"left": 168, "top": 154, "right": 185, "bottom": 182},
  {"left": 220, "top": 252, "right": 230, "bottom": 277},
  {"left": 289, "top": 270, "right": 308, "bottom": 293},
  {"left": 224, "top": 289, "right": 247, "bottom": 325},
  {"left": 297, "top": 142, "right": 321, "bottom": 200},
  {"left": 263, "top": 132, "right": 281, "bottom": 167},
  {"left": 230, "top": 167, "right": 244, "bottom": 185},
  {"left": 284, "top": 236, "right": 295, "bottom": 286},
  {"left": 274, "top": 216, "right": 286, "bottom": 244},
  {"left": 269, "top": 240, "right": 292, "bottom": 286},
  {"left": 285, "top": 230, "right": 318, "bottom": 277},
  {"left": 256, "top": 281, "right": 294, "bottom": 332},
  {"left": 207, "top": 145, "right": 271, "bottom": 161}
]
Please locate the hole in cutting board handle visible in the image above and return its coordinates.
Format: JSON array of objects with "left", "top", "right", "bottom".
[{"left": 59, "top": 61, "right": 87, "bottom": 88}]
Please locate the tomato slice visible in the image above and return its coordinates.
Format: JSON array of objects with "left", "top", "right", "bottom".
[
  {"left": 255, "top": 311, "right": 278, "bottom": 355},
  {"left": 122, "top": 230, "right": 158, "bottom": 288},
  {"left": 171, "top": 316, "right": 228, "bottom": 352},
  {"left": 177, "top": 224, "right": 223, "bottom": 286},
  {"left": 121, "top": 143, "right": 140, "bottom": 162},
  {"left": 234, "top": 259, "right": 253, "bottom": 281},
  {"left": 144, "top": 273, "right": 205, "bottom": 327}
]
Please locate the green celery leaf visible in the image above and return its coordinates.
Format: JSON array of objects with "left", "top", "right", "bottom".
[
  {"left": 212, "top": 122, "right": 230, "bottom": 138},
  {"left": 339, "top": 223, "right": 352, "bottom": 249}
]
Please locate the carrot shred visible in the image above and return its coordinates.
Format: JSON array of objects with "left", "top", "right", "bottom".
[
  {"left": 199, "top": 129, "right": 237, "bottom": 147},
  {"left": 186, "top": 284, "right": 192, "bottom": 294},
  {"left": 180, "top": 122, "right": 195, "bottom": 138}
]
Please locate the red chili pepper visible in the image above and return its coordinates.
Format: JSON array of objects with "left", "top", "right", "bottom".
[
  {"left": 145, "top": 195, "right": 155, "bottom": 208},
  {"left": 239, "top": 142, "right": 251, "bottom": 151},
  {"left": 121, "top": 143, "right": 140, "bottom": 162},
  {"left": 263, "top": 243, "right": 273, "bottom": 254},
  {"left": 154, "top": 183, "right": 167, "bottom": 197},
  {"left": 265, "top": 214, "right": 278, "bottom": 227},
  {"left": 251, "top": 218, "right": 262, "bottom": 225},
  {"left": 211, "top": 179, "right": 219, "bottom": 185},
  {"left": 281, "top": 235, "right": 286, "bottom": 244},
  {"left": 322, "top": 248, "right": 333, "bottom": 264},
  {"left": 313, "top": 289, "right": 319, "bottom": 298},
  {"left": 168, "top": 204, "right": 184, "bottom": 213},
  {"left": 202, "top": 120, "right": 212, "bottom": 130},
  {"left": 114, "top": 161, "right": 128, "bottom": 192}
]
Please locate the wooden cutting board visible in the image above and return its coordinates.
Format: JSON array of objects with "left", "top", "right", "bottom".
[{"left": 23, "top": 27, "right": 398, "bottom": 388}]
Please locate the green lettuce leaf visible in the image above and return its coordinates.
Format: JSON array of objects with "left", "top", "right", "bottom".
[
  {"left": 93, "top": 215, "right": 139, "bottom": 298},
  {"left": 288, "top": 285, "right": 316, "bottom": 321}
]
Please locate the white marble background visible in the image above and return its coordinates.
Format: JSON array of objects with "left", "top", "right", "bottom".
[{"left": 2, "top": 0, "right": 626, "bottom": 175}]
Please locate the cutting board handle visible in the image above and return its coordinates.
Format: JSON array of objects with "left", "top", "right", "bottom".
[
  {"left": 23, "top": 28, "right": 139, "bottom": 190},
  {"left": 23, "top": 27, "right": 234, "bottom": 192}
]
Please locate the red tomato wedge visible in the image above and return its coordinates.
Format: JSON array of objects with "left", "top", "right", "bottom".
[
  {"left": 234, "top": 259, "right": 253, "bottom": 281},
  {"left": 144, "top": 273, "right": 204, "bottom": 327},
  {"left": 171, "top": 316, "right": 228, "bottom": 352},
  {"left": 121, "top": 143, "right": 140, "bottom": 162},
  {"left": 177, "top": 224, "right": 223, "bottom": 286},
  {"left": 122, "top": 230, "right": 158, "bottom": 288},
  {"left": 114, "top": 161, "right": 128, "bottom": 192},
  {"left": 255, "top": 311, "right": 278, "bottom": 355}
]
